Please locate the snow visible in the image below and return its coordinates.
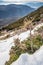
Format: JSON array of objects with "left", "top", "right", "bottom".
[
  {"left": 11, "top": 46, "right": 43, "bottom": 65},
  {"left": 0, "top": 37, "right": 14, "bottom": 65},
  {"left": 0, "top": 35, "right": 18, "bottom": 65},
  {"left": 0, "top": 23, "right": 43, "bottom": 65},
  {"left": 32, "top": 23, "right": 43, "bottom": 34},
  {"left": 11, "top": 23, "right": 43, "bottom": 65},
  {"left": 19, "top": 23, "right": 43, "bottom": 41},
  {"left": 19, "top": 30, "right": 30, "bottom": 41}
]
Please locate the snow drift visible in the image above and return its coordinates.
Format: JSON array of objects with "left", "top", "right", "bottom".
[{"left": 11, "top": 46, "right": 43, "bottom": 65}]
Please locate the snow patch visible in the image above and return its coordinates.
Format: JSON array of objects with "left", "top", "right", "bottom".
[
  {"left": 0, "top": 23, "right": 43, "bottom": 65},
  {"left": 11, "top": 46, "right": 43, "bottom": 65}
]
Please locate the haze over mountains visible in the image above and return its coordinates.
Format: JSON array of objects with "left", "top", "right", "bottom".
[
  {"left": 2, "top": 6, "right": 43, "bottom": 30},
  {"left": 0, "top": 4, "right": 34, "bottom": 19},
  {"left": 0, "top": 4, "right": 34, "bottom": 27},
  {"left": 26, "top": 1, "right": 43, "bottom": 8},
  {"left": 0, "top": 1, "right": 43, "bottom": 28},
  {"left": 0, "top": 1, "right": 43, "bottom": 8}
]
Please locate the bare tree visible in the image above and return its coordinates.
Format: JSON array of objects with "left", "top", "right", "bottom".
[{"left": 23, "top": 17, "right": 36, "bottom": 52}]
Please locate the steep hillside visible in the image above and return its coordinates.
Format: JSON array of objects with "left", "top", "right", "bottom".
[{"left": 1, "top": 6, "right": 43, "bottom": 30}]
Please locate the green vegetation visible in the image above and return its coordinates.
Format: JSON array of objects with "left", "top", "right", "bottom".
[{"left": 5, "top": 34, "right": 43, "bottom": 65}]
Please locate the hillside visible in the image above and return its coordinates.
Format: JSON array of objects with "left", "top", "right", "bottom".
[
  {"left": 0, "top": 4, "right": 34, "bottom": 27},
  {"left": 5, "top": 23, "right": 43, "bottom": 65},
  {"left": 0, "top": 6, "right": 43, "bottom": 65},
  {"left": 2, "top": 6, "right": 43, "bottom": 31},
  {"left": 0, "top": 4, "right": 34, "bottom": 19}
]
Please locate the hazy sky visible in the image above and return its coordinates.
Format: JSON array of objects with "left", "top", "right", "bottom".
[
  {"left": 0, "top": 0, "right": 43, "bottom": 5},
  {"left": 2, "top": 0, "right": 43, "bottom": 2}
]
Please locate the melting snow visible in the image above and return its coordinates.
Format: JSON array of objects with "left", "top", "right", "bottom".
[
  {"left": 0, "top": 35, "right": 18, "bottom": 65},
  {"left": 0, "top": 23, "right": 43, "bottom": 65},
  {"left": 11, "top": 46, "right": 43, "bottom": 65}
]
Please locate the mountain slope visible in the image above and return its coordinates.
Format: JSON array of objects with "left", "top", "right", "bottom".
[
  {"left": 1, "top": 6, "right": 43, "bottom": 30},
  {"left": 0, "top": 4, "right": 34, "bottom": 27},
  {"left": 0, "top": 4, "right": 34, "bottom": 18},
  {"left": 26, "top": 1, "right": 43, "bottom": 9}
]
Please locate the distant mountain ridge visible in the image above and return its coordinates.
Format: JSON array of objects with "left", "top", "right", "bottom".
[
  {"left": 0, "top": 4, "right": 34, "bottom": 27},
  {"left": 26, "top": 1, "right": 43, "bottom": 9},
  {"left": 2, "top": 6, "right": 43, "bottom": 30},
  {"left": 0, "top": 1, "right": 43, "bottom": 8},
  {"left": 0, "top": 4, "right": 34, "bottom": 18}
]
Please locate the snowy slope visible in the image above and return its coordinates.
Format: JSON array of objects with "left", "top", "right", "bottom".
[
  {"left": 11, "top": 46, "right": 43, "bottom": 65},
  {"left": 0, "top": 35, "right": 18, "bottom": 65},
  {"left": 0, "top": 23, "right": 43, "bottom": 65}
]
